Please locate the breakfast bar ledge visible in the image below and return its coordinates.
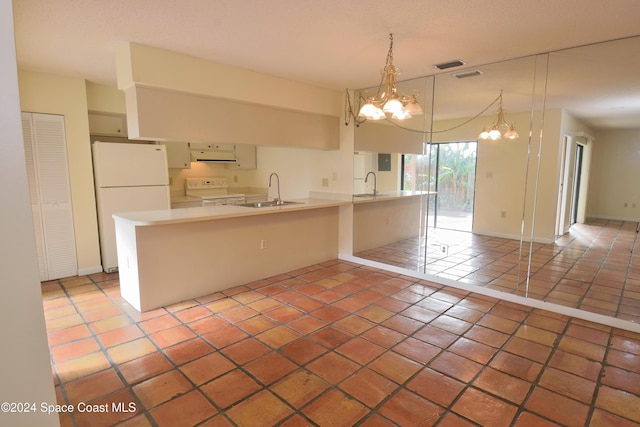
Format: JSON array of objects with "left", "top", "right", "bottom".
[{"left": 113, "top": 198, "right": 350, "bottom": 311}]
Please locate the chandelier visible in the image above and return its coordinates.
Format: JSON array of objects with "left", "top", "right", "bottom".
[
  {"left": 478, "top": 91, "right": 519, "bottom": 140},
  {"left": 345, "top": 34, "right": 422, "bottom": 126}
]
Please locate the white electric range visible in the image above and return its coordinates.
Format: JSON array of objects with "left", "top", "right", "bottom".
[{"left": 185, "top": 177, "right": 245, "bottom": 207}]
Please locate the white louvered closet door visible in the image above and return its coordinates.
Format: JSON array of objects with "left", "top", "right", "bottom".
[{"left": 22, "top": 112, "right": 77, "bottom": 281}]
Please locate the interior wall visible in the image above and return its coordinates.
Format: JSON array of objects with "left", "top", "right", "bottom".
[
  {"left": 376, "top": 153, "right": 401, "bottom": 192},
  {"left": 312, "top": 131, "right": 355, "bottom": 197},
  {"left": 589, "top": 128, "right": 640, "bottom": 220},
  {"left": 474, "top": 131, "right": 530, "bottom": 239},
  {"left": 18, "top": 70, "right": 102, "bottom": 275},
  {"left": 0, "top": 2, "right": 59, "bottom": 424},
  {"left": 243, "top": 144, "right": 354, "bottom": 199},
  {"left": 355, "top": 121, "right": 424, "bottom": 154},
  {"left": 86, "top": 81, "right": 126, "bottom": 113},
  {"left": 245, "top": 146, "right": 319, "bottom": 199}
]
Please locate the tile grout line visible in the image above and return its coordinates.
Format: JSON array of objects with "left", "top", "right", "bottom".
[
  {"left": 176, "top": 263, "right": 388, "bottom": 425},
  {"left": 76, "top": 275, "right": 162, "bottom": 427},
  {"left": 43, "top": 260, "right": 639, "bottom": 426},
  {"left": 585, "top": 327, "right": 616, "bottom": 427},
  {"left": 545, "top": 218, "right": 614, "bottom": 311},
  {"left": 427, "top": 301, "right": 542, "bottom": 425},
  {"left": 510, "top": 310, "right": 577, "bottom": 426},
  {"left": 616, "top": 221, "right": 639, "bottom": 319},
  {"left": 359, "top": 219, "right": 640, "bottom": 322}
]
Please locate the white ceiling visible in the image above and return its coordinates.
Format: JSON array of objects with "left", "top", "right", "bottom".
[{"left": 12, "top": 0, "right": 640, "bottom": 129}]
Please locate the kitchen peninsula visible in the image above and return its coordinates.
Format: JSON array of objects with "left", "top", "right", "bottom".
[
  {"left": 353, "top": 191, "right": 435, "bottom": 253},
  {"left": 114, "top": 198, "right": 350, "bottom": 311}
]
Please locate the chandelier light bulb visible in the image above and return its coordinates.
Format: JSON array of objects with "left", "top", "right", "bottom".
[
  {"left": 391, "top": 109, "right": 412, "bottom": 120},
  {"left": 358, "top": 102, "right": 373, "bottom": 117},
  {"left": 343, "top": 34, "right": 422, "bottom": 125},
  {"left": 488, "top": 128, "right": 502, "bottom": 140},
  {"left": 479, "top": 91, "right": 519, "bottom": 141},
  {"left": 358, "top": 100, "right": 385, "bottom": 120},
  {"left": 404, "top": 96, "right": 423, "bottom": 116},
  {"left": 382, "top": 97, "right": 404, "bottom": 114},
  {"left": 504, "top": 124, "right": 519, "bottom": 139},
  {"left": 371, "top": 108, "right": 386, "bottom": 120}
]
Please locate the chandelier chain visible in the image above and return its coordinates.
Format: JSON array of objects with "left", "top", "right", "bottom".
[
  {"left": 383, "top": 92, "right": 502, "bottom": 134},
  {"left": 344, "top": 34, "right": 518, "bottom": 139},
  {"left": 374, "top": 34, "right": 396, "bottom": 100},
  {"left": 385, "top": 33, "right": 394, "bottom": 73}
]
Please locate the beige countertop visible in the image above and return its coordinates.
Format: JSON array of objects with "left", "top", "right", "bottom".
[
  {"left": 114, "top": 197, "right": 350, "bottom": 226},
  {"left": 352, "top": 190, "right": 436, "bottom": 204},
  {"left": 115, "top": 191, "right": 432, "bottom": 226}
]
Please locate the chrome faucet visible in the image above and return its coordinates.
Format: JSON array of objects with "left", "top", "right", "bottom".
[
  {"left": 268, "top": 172, "right": 282, "bottom": 204},
  {"left": 365, "top": 171, "right": 378, "bottom": 196}
]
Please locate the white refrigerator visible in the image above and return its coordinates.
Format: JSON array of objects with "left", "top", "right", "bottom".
[{"left": 93, "top": 142, "right": 171, "bottom": 272}]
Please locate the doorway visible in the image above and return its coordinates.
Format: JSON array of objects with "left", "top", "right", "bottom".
[
  {"left": 556, "top": 136, "right": 570, "bottom": 236},
  {"left": 556, "top": 137, "right": 588, "bottom": 236},
  {"left": 404, "top": 142, "right": 477, "bottom": 232},
  {"left": 570, "top": 143, "right": 585, "bottom": 225},
  {"left": 429, "top": 142, "right": 477, "bottom": 232}
]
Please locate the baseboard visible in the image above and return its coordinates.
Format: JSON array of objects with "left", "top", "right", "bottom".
[
  {"left": 77, "top": 265, "right": 103, "bottom": 276},
  {"left": 588, "top": 214, "right": 640, "bottom": 223},
  {"left": 472, "top": 230, "right": 555, "bottom": 245}
]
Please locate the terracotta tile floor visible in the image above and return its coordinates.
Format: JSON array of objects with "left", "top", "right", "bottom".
[
  {"left": 357, "top": 218, "right": 640, "bottom": 323},
  {"left": 42, "top": 260, "right": 640, "bottom": 426}
]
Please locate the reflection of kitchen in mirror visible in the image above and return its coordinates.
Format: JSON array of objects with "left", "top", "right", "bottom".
[
  {"left": 353, "top": 36, "right": 640, "bottom": 325},
  {"left": 353, "top": 152, "right": 396, "bottom": 196}
]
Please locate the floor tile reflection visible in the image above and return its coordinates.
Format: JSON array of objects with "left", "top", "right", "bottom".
[{"left": 357, "top": 219, "right": 640, "bottom": 322}]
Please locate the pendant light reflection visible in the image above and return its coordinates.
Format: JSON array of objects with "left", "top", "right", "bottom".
[{"left": 479, "top": 91, "right": 519, "bottom": 140}]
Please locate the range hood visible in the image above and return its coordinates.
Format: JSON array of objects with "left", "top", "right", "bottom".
[{"left": 189, "top": 143, "right": 236, "bottom": 163}]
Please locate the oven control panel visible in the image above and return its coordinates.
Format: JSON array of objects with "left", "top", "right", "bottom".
[{"left": 186, "top": 177, "right": 228, "bottom": 190}]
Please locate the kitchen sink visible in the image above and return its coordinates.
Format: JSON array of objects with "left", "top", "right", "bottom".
[{"left": 237, "top": 200, "right": 303, "bottom": 208}]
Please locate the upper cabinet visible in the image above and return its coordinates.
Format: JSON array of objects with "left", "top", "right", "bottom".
[
  {"left": 229, "top": 144, "right": 256, "bottom": 169},
  {"left": 190, "top": 143, "right": 234, "bottom": 151},
  {"left": 162, "top": 141, "right": 190, "bottom": 169},
  {"left": 117, "top": 43, "right": 341, "bottom": 150},
  {"left": 161, "top": 142, "right": 257, "bottom": 169},
  {"left": 88, "top": 112, "right": 128, "bottom": 137},
  {"left": 124, "top": 86, "right": 340, "bottom": 150}
]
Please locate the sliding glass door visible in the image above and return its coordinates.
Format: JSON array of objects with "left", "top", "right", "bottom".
[{"left": 404, "top": 142, "right": 477, "bottom": 232}]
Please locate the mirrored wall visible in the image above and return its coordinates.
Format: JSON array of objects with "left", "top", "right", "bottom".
[{"left": 353, "top": 36, "right": 640, "bottom": 326}]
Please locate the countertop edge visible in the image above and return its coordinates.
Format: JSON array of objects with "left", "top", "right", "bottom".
[
  {"left": 113, "top": 198, "right": 351, "bottom": 226},
  {"left": 352, "top": 191, "right": 436, "bottom": 204}
]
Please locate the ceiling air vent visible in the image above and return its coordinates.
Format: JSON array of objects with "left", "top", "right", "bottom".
[
  {"left": 434, "top": 59, "right": 466, "bottom": 70},
  {"left": 452, "top": 69, "right": 483, "bottom": 79}
]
